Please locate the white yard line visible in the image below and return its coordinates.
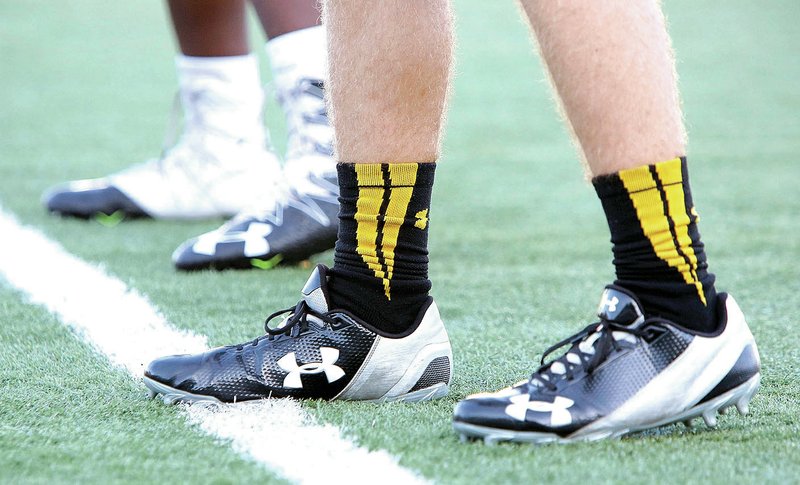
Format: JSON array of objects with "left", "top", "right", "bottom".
[{"left": 0, "top": 206, "right": 428, "bottom": 485}]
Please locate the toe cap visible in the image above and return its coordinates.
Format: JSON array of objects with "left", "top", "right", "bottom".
[
  {"left": 145, "top": 353, "right": 205, "bottom": 390},
  {"left": 171, "top": 239, "right": 214, "bottom": 271},
  {"left": 171, "top": 238, "right": 257, "bottom": 271},
  {"left": 44, "top": 181, "right": 148, "bottom": 218},
  {"left": 453, "top": 397, "right": 525, "bottom": 431}
]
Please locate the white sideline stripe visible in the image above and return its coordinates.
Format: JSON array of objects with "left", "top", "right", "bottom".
[{"left": 0, "top": 207, "right": 428, "bottom": 485}]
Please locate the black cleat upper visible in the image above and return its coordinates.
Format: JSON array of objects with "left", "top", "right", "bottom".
[
  {"left": 145, "top": 265, "right": 378, "bottom": 401},
  {"left": 173, "top": 177, "right": 339, "bottom": 271},
  {"left": 453, "top": 286, "right": 697, "bottom": 436}
]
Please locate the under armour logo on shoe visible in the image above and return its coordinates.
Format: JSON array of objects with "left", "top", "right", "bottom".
[
  {"left": 192, "top": 222, "right": 273, "bottom": 257},
  {"left": 602, "top": 295, "right": 619, "bottom": 313},
  {"left": 277, "top": 347, "right": 345, "bottom": 389},
  {"left": 505, "top": 394, "right": 574, "bottom": 426}
]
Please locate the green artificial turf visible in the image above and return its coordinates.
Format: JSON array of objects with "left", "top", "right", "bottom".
[{"left": 1, "top": 0, "right": 799, "bottom": 483}]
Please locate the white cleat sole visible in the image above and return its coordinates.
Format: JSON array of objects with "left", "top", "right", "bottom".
[
  {"left": 144, "top": 376, "right": 448, "bottom": 406},
  {"left": 366, "top": 383, "right": 449, "bottom": 403}
]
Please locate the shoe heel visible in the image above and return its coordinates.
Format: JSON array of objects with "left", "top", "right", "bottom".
[
  {"left": 373, "top": 342, "right": 453, "bottom": 403},
  {"left": 335, "top": 300, "right": 453, "bottom": 402}
]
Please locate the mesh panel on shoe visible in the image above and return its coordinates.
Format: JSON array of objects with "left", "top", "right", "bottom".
[{"left": 410, "top": 356, "right": 451, "bottom": 392}]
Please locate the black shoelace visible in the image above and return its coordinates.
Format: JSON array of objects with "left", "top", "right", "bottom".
[
  {"left": 234, "top": 300, "right": 337, "bottom": 350},
  {"left": 530, "top": 318, "right": 660, "bottom": 392}
]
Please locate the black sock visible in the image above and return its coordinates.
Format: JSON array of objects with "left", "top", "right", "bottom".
[
  {"left": 328, "top": 162, "right": 435, "bottom": 334},
  {"left": 592, "top": 157, "right": 718, "bottom": 332}
]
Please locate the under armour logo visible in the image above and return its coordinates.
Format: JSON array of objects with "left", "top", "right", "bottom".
[
  {"left": 192, "top": 222, "right": 273, "bottom": 257},
  {"left": 602, "top": 295, "right": 619, "bottom": 313},
  {"left": 505, "top": 394, "right": 574, "bottom": 426},
  {"left": 277, "top": 347, "right": 345, "bottom": 389},
  {"left": 414, "top": 209, "right": 429, "bottom": 230}
]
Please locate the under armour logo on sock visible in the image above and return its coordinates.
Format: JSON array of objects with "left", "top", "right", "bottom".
[
  {"left": 505, "top": 394, "right": 574, "bottom": 426},
  {"left": 277, "top": 347, "right": 345, "bottom": 389},
  {"left": 414, "top": 209, "right": 429, "bottom": 230}
]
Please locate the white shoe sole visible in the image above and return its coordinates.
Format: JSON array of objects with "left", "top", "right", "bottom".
[{"left": 144, "top": 375, "right": 448, "bottom": 406}]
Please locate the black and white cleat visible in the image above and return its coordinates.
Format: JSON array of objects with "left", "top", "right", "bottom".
[{"left": 453, "top": 286, "right": 760, "bottom": 444}]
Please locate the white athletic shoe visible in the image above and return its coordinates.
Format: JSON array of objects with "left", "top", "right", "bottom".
[
  {"left": 44, "top": 54, "right": 285, "bottom": 221},
  {"left": 43, "top": 130, "right": 285, "bottom": 220},
  {"left": 280, "top": 77, "right": 336, "bottom": 190},
  {"left": 171, "top": 78, "right": 339, "bottom": 270}
]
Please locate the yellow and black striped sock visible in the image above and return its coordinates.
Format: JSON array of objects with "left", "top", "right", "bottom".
[
  {"left": 328, "top": 162, "right": 435, "bottom": 334},
  {"left": 592, "top": 157, "right": 719, "bottom": 332}
]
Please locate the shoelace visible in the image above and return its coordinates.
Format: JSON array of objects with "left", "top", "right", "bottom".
[
  {"left": 159, "top": 89, "right": 249, "bottom": 168},
  {"left": 530, "top": 318, "right": 662, "bottom": 392},
  {"left": 278, "top": 79, "right": 333, "bottom": 160},
  {"left": 145, "top": 86, "right": 289, "bottom": 214},
  {"left": 233, "top": 300, "right": 337, "bottom": 350}
]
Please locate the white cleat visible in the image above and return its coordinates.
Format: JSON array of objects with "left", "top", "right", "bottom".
[{"left": 44, "top": 71, "right": 285, "bottom": 220}]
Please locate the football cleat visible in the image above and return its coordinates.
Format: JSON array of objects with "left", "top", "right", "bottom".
[
  {"left": 172, "top": 77, "right": 338, "bottom": 270},
  {"left": 43, "top": 133, "right": 284, "bottom": 220},
  {"left": 43, "top": 75, "right": 282, "bottom": 220},
  {"left": 144, "top": 264, "right": 453, "bottom": 403},
  {"left": 453, "top": 285, "right": 760, "bottom": 444},
  {"left": 171, "top": 173, "right": 338, "bottom": 270}
]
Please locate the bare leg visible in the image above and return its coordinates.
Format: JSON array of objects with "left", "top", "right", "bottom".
[
  {"left": 521, "top": 0, "right": 718, "bottom": 332},
  {"left": 451, "top": 1, "right": 749, "bottom": 446},
  {"left": 323, "top": 0, "right": 454, "bottom": 163},
  {"left": 168, "top": 0, "right": 249, "bottom": 56},
  {"left": 520, "top": 0, "right": 686, "bottom": 176},
  {"left": 322, "top": 0, "right": 454, "bottom": 333}
]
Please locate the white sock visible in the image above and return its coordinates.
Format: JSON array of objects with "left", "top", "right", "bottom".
[
  {"left": 266, "top": 26, "right": 334, "bottom": 184},
  {"left": 175, "top": 54, "right": 265, "bottom": 143},
  {"left": 266, "top": 25, "right": 327, "bottom": 93}
]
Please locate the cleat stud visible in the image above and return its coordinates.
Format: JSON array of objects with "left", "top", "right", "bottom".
[
  {"left": 736, "top": 401, "right": 749, "bottom": 416},
  {"left": 718, "top": 407, "right": 727, "bottom": 415},
  {"left": 147, "top": 389, "right": 157, "bottom": 399},
  {"left": 459, "top": 434, "right": 469, "bottom": 443},
  {"left": 683, "top": 419, "right": 693, "bottom": 429},
  {"left": 702, "top": 411, "right": 717, "bottom": 428}
]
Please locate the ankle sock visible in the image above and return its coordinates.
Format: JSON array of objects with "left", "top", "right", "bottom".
[
  {"left": 328, "top": 162, "right": 435, "bottom": 334},
  {"left": 592, "top": 157, "right": 718, "bottom": 332}
]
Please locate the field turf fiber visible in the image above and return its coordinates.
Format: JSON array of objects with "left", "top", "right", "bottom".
[{"left": 1, "top": 0, "right": 798, "bottom": 483}]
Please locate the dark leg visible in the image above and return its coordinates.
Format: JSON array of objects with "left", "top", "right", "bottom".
[
  {"left": 250, "top": 0, "right": 321, "bottom": 39},
  {"left": 168, "top": 0, "right": 250, "bottom": 56}
]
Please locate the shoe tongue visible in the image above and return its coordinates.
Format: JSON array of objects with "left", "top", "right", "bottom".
[
  {"left": 300, "top": 264, "right": 331, "bottom": 313},
  {"left": 596, "top": 286, "right": 644, "bottom": 326}
]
